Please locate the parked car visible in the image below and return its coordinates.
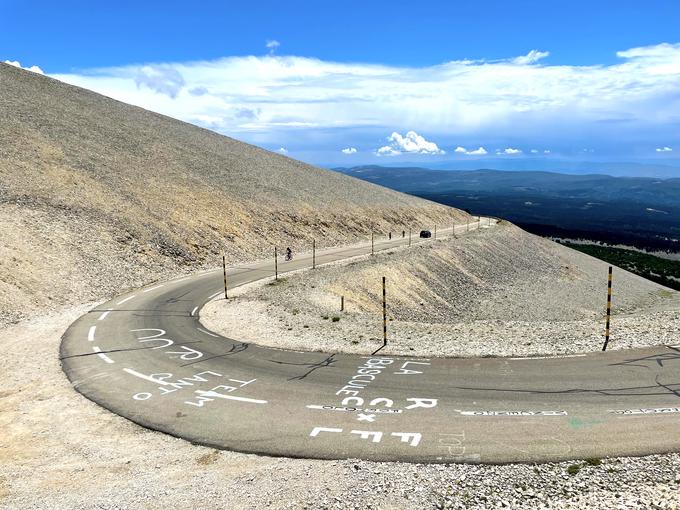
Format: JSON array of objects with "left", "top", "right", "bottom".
[{"left": 419, "top": 230, "right": 432, "bottom": 238}]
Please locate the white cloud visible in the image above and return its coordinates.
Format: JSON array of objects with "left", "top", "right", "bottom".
[
  {"left": 4, "top": 60, "right": 44, "bottom": 74},
  {"left": 656, "top": 146, "right": 673, "bottom": 152},
  {"left": 376, "top": 131, "right": 445, "bottom": 156},
  {"left": 513, "top": 50, "right": 550, "bottom": 65},
  {"left": 134, "top": 65, "right": 185, "bottom": 98},
  {"left": 455, "top": 146, "right": 487, "bottom": 155},
  {"left": 278, "top": 147, "right": 288, "bottom": 154},
  {"left": 530, "top": 149, "right": 539, "bottom": 154},
  {"left": 544, "top": 149, "right": 551, "bottom": 154},
  {"left": 503, "top": 147, "right": 522, "bottom": 155},
  {"left": 45, "top": 42, "right": 680, "bottom": 154},
  {"left": 341, "top": 147, "right": 357, "bottom": 154},
  {"left": 266, "top": 40, "right": 280, "bottom": 55}
]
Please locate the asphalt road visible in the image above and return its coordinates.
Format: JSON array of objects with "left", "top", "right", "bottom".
[{"left": 60, "top": 219, "right": 680, "bottom": 463}]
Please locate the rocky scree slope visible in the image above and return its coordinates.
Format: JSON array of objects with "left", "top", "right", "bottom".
[{"left": 0, "top": 63, "right": 465, "bottom": 325}]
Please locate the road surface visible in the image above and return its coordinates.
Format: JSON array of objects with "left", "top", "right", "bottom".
[{"left": 60, "top": 219, "right": 680, "bottom": 463}]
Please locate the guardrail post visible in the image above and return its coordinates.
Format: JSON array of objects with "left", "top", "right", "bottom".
[{"left": 602, "top": 266, "right": 613, "bottom": 351}]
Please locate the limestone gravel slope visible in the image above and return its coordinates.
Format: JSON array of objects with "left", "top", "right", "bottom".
[{"left": 0, "top": 63, "right": 465, "bottom": 325}]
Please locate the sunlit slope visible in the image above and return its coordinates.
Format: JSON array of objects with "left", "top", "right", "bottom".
[{"left": 0, "top": 63, "right": 465, "bottom": 324}]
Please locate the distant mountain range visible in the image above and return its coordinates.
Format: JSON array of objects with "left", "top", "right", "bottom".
[
  {"left": 332, "top": 159, "right": 680, "bottom": 179},
  {"left": 334, "top": 165, "right": 680, "bottom": 252}
]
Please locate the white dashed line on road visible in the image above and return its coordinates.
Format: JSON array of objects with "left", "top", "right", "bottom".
[
  {"left": 191, "top": 306, "right": 199, "bottom": 317},
  {"left": 92, "top": 346, "right": 114, "bottom": 364},
  {"left": 87, "top": 326, "right": 96, "bottom": 342},
  {"left": 142, "top": 284, "right": 164, "bottom": 293},
  {"left": 116, "top": 295, "right": 136, "bottom": 305},
  {"left": 98, "top": 310, "right": 110, "bottom": 321},
  {"left": 123, "top": 368, "right": 169, "bottom": 385}
]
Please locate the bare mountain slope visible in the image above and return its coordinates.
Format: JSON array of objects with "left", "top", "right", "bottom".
[{"left": 0, "top": 63, "right": 466, "bottom": 325}]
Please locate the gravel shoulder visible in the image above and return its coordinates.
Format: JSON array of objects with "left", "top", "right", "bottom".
[
  {"left": 3, "top": 306, "right": 680, "bottom": 509},
  {"left": 201, "top": 223, "right": 680, "bottom": 357}
]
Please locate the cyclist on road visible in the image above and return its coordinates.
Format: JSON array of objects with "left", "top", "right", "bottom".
[{"left": 285, "top": 247, "right": 293, "bottom": 261}]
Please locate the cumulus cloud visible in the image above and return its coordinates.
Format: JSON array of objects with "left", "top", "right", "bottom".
[
  {"left": 513, "top": 50, "right": 550, "bottom": 65},
  {"left": 656, "top": 146, "right": 673, "bottom": 152},
  {"left": 134, "top": 65, "right": 185, "bottom": 98},
  {"left": 266, "top": 40, "right": 280, "bottom": 55},
  {"left": 47, "top": 42, "right": 680, "bottom": 154},
  {"left": 377, "top": 131, "right": 444, "bottom": 156},
  {"left": 342, "top": 147, "right": 357, "bottom": 154},
  {"left": 4, "top": 60, "right": 44, "bottom": 74},
  {"left": 455, "top": 146, "right": 487, "bottom": 155},
  {"left": 503, "top": 148, "right": 522, "bottom": 154},
  {"left": 530, "top": 149, "right": 539, "bottom": 154},
  {"left": 278, "top": 147, "right": 288, "bottom": 154}
]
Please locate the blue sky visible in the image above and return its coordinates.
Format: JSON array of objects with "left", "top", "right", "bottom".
[{"left": 3, "top": 1, "right": 680, "bottom": 170}]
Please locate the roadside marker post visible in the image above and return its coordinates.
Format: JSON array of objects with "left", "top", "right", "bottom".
[
  {"left": 222, "top": 255, "right": 228, "bottom": 299},
  {"left": 434, "top": 225, "right": 437, "bottom": 240},
  {"left": 372, "top": 276, "right": 388, "bottom": 355},
  {"left": 313, "top": 239, "right": 316, "bottom": 269},
  {"left": 274, "top": 247, "right": 278, "bottom": 280},
  {"left": 341, "top": 295, "right": 345, "bottom": 312},
  {"left": 371, "top": 233, "right": 374, "bottom": 255},
  {"left": 409, "top": 229, "right": 411, "bottom": 246},
  {"left": 602, "top": 266, "right": 613, "bottom": 351}
]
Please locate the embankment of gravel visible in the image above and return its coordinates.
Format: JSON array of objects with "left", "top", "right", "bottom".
[{"left": 201, "top": 222, "right": 680, "bottom": 357}]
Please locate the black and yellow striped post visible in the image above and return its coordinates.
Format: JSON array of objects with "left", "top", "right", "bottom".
[
  {"left": 274, "top": 247, "right": 278, "bottom": 280},
  {"left": 222, "top": 255, "right": 229, "bottom": 299},
  {"left": 312, "top": 239, "right": 316, "bottom": 269},
  {"left": 602, "top": 266, "right": 613, "bottom": 351},
  {"left": 341, "top": 295, "right": 344, "bottom": 312},
  {"left": 373, "top": 276, "right": 387, "bottom": 355}
]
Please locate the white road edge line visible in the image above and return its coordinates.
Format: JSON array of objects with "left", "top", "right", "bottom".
[
  {"left": 191, "top": 306, "right": 199, "bottom": 317},
  {"left": 510, "top": 354, "right": 587, "bottom": 360},
  {"left": 197, "top": 328, "right": 219, "bottom": 337},
  {"left": 98, "top": 310, "right": 110, "bottom": 321},
  {"left": 116, "top": 295, "right": 136, "bottom": 305},
  {"left": 87, "top": 326, "right": 96, "bottom": 342},
  {"left": 142, "top": 284, "right": 164, "bottom": 293},
  {"left": 92, "top": 346, "right": 114, "bottom": 364},
  {"left": 208, "top": 291, "right": 222, "bottom": 299}
]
